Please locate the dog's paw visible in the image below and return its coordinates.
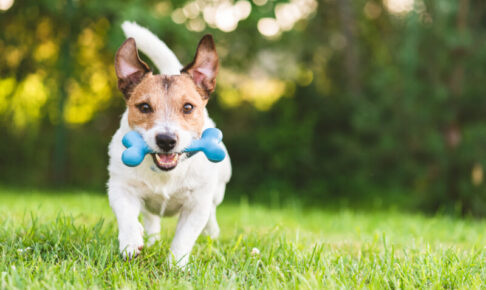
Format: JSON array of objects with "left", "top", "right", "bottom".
[
  {"left": 119, "top": 223, "right": 144, "bottom": 260},
  {"left": 204, "top": 220, "right": 220, "bottom": 239},
  {"left": 120, "top": 242, "right": 144, "bottom": 260},
  {"left": 204, "top": 227, "right": 220, "bottom": 239},
  {"left": 169, "top": 254, "right": 189, "bottom": 270},
  {"left": 146, "top": 234, "right": 160, "bottom": 247}
]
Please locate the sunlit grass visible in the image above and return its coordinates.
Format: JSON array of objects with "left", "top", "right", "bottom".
[{"left": 1, "top": 187, "right": 486, "bottom": 288}]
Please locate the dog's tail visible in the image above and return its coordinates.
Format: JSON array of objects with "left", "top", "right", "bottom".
[{"left": 121, "top": 21, "right": 183, "bottom": 75}]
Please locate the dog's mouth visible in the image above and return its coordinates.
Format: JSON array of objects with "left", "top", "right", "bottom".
[{"left": 151, "top": 153, "right": 180, "bottom": 171}]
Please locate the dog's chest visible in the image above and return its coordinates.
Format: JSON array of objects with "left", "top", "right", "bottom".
[
  {"left": 143, "top": 189, "right": 189, "bottom": 216},
  {"left": 140, "top": 167, "right": 196, "bottom": 216}
]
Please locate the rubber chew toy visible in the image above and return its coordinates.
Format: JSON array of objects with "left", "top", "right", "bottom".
[
  {"left": 121, "top": 128, "right": 226, "bottom": 167},
  {"left": 183, "top": 127, "right": 226, "bottom": 162},
  {"left": 122, "top": 131, "right": 153, "bottom": 167}
]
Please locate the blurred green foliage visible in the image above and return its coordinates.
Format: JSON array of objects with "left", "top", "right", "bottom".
[{"left": 1, "top": 0, "right": 486, "bottom": 214}]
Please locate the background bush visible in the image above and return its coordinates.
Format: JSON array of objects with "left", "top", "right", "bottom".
[{"left": 1, "top": 0, "right": 486, "bottom": 215}]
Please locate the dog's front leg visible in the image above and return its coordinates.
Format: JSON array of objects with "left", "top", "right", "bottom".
[
  {"left": 169, "top": 190, "right": 212, "bottom": 268},
  {"left": 108, "top": 183, "right": 144, "bottom": 260}
]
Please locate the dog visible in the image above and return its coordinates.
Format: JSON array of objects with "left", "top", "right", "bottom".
[{"left": 107, "top": 22, "right": 231, "bottom": 267}]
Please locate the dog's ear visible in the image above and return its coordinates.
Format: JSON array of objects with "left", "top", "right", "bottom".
[
  {"left": 115, "top": 38, "right": 150, "bottom": 98},
  {"left": 181, "top": 35, "right": 219, "bottom": 98}
]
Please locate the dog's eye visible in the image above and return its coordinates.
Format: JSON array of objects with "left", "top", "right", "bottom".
[
  {"left": 183, "top": 103, "right": 194, "bottom": 114},
  {"left": 136, "top": 103, "right": 153, "bottom": 114}
]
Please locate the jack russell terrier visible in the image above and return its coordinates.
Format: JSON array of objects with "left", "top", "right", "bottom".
[{"left": 107, "top": 22, "right": 231, "bottom": 267}]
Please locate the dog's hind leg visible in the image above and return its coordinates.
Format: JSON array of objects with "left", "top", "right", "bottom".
[
  {"left": 143, "top": 210, "right": 161, "bottom": 247},
  {"left": 203, "top": 206, "right": 220, "bottom": 239},
  {"left": 203, "top": 183, "right": 225, "bottom": 239}
]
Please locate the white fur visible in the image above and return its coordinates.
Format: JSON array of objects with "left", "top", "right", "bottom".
[
  {"left": 108, "top": 23, "right": 231, "bottom": 267},
  {"left": 121, "top": 21, "right": 183, "bottom": 75}
]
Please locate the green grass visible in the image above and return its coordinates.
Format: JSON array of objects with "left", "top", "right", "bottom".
[{"left": 1, "top": 188, "right": 486, "bottom": 289}]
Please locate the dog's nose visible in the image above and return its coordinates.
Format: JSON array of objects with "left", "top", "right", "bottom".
[{"left": 156, "top": 134, "right": 177, "bottom": 152}]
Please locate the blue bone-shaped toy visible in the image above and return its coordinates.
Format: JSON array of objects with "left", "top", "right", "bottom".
[{"left": 122, "top": 128, "right": 226, "bottom": 167}]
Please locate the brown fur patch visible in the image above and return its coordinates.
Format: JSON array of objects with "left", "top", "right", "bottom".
[
  {"left": 127, "top": 74, "right": 208, "bottom": 135},
  {"left": 161, "top": 76, "right": 172, "bottom": 91}
]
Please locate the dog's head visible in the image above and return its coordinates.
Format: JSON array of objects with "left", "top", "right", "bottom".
[{"left": 114, "top": 35, "right": 218, "bottom": 171}]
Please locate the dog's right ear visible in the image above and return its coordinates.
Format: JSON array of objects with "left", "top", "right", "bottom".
[{"left": 115, "top": 38, "right": 150, "bottom": 98}]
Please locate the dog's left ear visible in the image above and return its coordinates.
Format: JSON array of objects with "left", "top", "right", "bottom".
[{"left": 182, "top": 35, "right": 219, "bottom": 98}]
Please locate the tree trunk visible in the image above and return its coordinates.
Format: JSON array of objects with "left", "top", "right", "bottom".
[
  {"left": 52, "top": 0, "right": 74, "bottom": 185},
  {"left": 336, "top": 0, "right": 361, "bottom": 96},
  {"left": 445, "top": 0, "right": 469, "bottom": 213}
]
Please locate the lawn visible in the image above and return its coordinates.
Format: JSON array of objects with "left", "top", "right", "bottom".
[{"left": 1, "top": 187, "right": 486, "bottom": 288}]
